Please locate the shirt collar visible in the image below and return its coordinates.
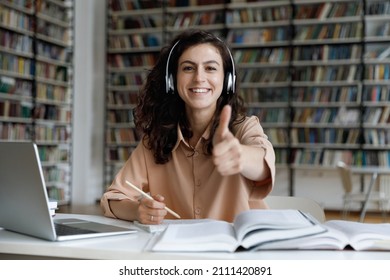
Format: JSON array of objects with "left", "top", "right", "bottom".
[{"left": 172, "top": 123, "right": 212, "bottom": 152}]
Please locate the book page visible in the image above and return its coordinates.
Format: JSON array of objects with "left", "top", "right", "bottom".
[
  {"left": 325, "top": 220, "right": 390, "bottom": 251},
  {"left": 151, "top": 220, "right": 238, "bottom": 252},
  {"left": 234, "top": 209, "right": 319, "bottom": 242},
  {"left": 252, "top": 226, "right": 349, "bottom": 250}
]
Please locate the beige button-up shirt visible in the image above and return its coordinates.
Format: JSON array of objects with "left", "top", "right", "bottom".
[{"left": 101, "top": 115, "right": 275, "bottom": 222}]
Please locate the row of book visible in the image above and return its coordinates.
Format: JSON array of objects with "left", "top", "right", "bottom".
[
  {"left": 262, "top": 129, "right": 390, "bottom": 147},
  {"left": 291, "top": 128, "right": 360, "bottom": 145},
  {"left": 274, "top": 149, "right": 288, "bottom": 165},
  {"left": 36, "top": 63, "right": 68, "bottom": 82},
  {"left": 3, "top": 0, "right": 71, "bottom": 18},
  {"left": 292, "top": 149, "right": 353, "bottom": 167},
  {"left": 43, "top": 165, "right": 70, "bottom": 186},
  {"left": 292, "top": 149, "right": 390, "bottom": 167},
  {"left": 108, "top": 34, "right": 162, "bottom": 49},
  {"left": 0, "top": 5, "right": 34, "bottom": 32},
  {"left": 249, "top": 106, "right": 390, "bottom": 126},
  {"left": 226, "top": 5, "right": 291, "bottom": 24},
  {"left": 3, "top": 0, "right": 32, "bottom": 9},
  {"left": 110, "top": 0, "right": 162, "bottom": 11},
  {"left": 108, "top": 53, "right": 157, "bottom": 68},
  {"left": 37, "top": 0, "right": 71, "bottom": 22},
  {"left": 0, "top": 53, "right": 33, "bottom": 76},
  {"left": 107, "top": 109, "right": 134, "bottom": 124},
  {"left": 0, "top": 29, "right": 33, "bottom": 53},
  {"left": 106, "top": 127, "right": 139, "bottom": 144},
  {"left": 0, "top": 122, "right": 32, "bottom": 140},
  {"left": 47, "top": 186, "right": 66, "bottom": 203},
  {"left": 293, "top": 107, "right": 359, "bottom": 124},
  {"left": 364, "top": 129, "right": 390, "bottom": 146},
  {"left": 376, "top": 22, "right": 390, "bottom": 37},
  {"left": 106, "top": 146, "right": 136, "bottom": 162},
  {"left": 241, "top": 86, "right": 390, "bottom": 104},
  {"left": 293, "top": 65, "right": 361, "bottom": 82},
  {"left": 109, "top": 72, "right": 146, "bottom": 86},
  {"left": 264, "top": 127, "right": 390, "bottom": 148},
  {"left": 367, "top": 1, "right": 390, "bottom": 15},
  {"left": 234, "top": 48, "right": 290, "bottom": 64},
  {"left": 240, "top": 69, "right": 289, "bottom": 83},
  {"left": 365, "top": 64, "right": 390, "bottom": 80},
  {"left": 365, "top": 46, "right": 390, "bottom": 60},
  {"left": 36, "top": 19, "right": 71, "bottom": 44},
  {"left": 293, "top": 148, "right": 390, "bottom": 166},
  {"left": 247, "top": 107, "right": 289, "bottom": 123},
  {"left": 0, "top": 100, "right": 32, "bottom": 118},
  {"left": 37, "top": 145, "right": 70, "bottom": 162},
  {"left": 363, "top": 107, "right": 390, "bottom": 124},
  {"left": 0, "top": 57, "right": 69, "bottom": 84},
  {"left": 293, "top": 45, "right": 362, "bottom": 61},
  {"left": 34, "top": 125, "right": 70, "bottom": 142},
  {"left": 0, "top": 76, "right": 32, "bottom": 96},
  {"left": 241, "top": 88, "right": 289, "bottom": 103},
  {"left": 107, "top": 91, "right": 139, "bottom": 106},
  {"left": 263, "top": 128, "right": 288, "bottom": 146},
  {"left": 292, "top": 87, "right": 359, "bottom": 103},
  {"left": 36, "top": 84, "right": 70, "bottom": 103},
  {"left": 294, "top": 2, "right": 362, "bottom": 20},
  {"left": 0, "top": 122, "right": 70, "bottom": 142},
  {"left": 169, "top": 11, "right": 224, "bottom": 28},
  {"left": 110, "top": 14, "right": 162, "bottom": 30},
  {"left": 37, "top": 41, "right": 70, "bottom": 63},
  {"left": 34, "top": 105, "right": 72, "bottom": 123},
  {"left": 365, "top": 85, "right": 390, "bottom": 101},
  {"left": 227, "top": 28, "right": 289, "bottom": 44},
  {"left": 109, "top": 1, "right": 379, "bottom": 26},
  {"left": 295, "top": 23, "right": 362, "bottom": 41}
]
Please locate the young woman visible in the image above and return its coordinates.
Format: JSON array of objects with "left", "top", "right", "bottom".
[{"left": 101, "top": 29, "right": 275, "bottom": 224}]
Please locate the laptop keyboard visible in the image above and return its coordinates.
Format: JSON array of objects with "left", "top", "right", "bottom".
[{"left": 55, "top": 223, "right": 97, "bottom": 236}]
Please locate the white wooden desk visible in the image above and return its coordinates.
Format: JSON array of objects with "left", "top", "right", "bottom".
[
  {"left": 350, "top": 166, "right": 390, "bottom": 222},
  {"left": 1, "top": 213, "right": 390, "bottom": 260}
]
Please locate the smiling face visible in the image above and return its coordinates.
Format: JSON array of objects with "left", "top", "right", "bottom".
[{"left": 176, "top": 43, "right": 225, "bottom": 117}]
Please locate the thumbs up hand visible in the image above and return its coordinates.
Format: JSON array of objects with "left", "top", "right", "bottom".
[{"left": 212, "top": 105, "right": 243, "bottom": 176}]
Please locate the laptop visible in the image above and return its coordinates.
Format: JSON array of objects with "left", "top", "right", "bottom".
[{"left": 0, "top": 141, "right": 136, "bottom": 241}]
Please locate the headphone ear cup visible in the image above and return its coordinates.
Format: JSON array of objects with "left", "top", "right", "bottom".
[
  {"left": 167, "top": 74, "right": 174, "bottom": 94},
  {"left": 224, "top": 72, "right": 234, "bottom": 94}
]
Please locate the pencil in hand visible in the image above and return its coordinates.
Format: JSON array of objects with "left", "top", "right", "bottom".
[{"left": 125, "top": 180, "right": 181, "bottom": 219}]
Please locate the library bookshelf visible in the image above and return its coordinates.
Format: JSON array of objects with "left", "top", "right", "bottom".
[
  {"left": 105, "top": 0, "right": 390, "bottom": 209},
  {"left": 0, "top": 0, "right": 74, "bottom": 205}
]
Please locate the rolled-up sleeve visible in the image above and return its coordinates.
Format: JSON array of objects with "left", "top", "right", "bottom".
[
  {"left": 235, "top": 116, "right": 276, "bottom": 208},
  {"left": 100, "top": 143, "right": 148, "bottom": 218}
]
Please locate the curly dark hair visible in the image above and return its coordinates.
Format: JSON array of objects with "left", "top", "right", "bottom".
[{"left": 134, "top": 29, "right": 245, "bottom": 164}]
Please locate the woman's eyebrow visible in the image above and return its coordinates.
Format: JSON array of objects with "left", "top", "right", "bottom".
[{"left": 179, "top": 60, "right": 221, "bottom": 66}]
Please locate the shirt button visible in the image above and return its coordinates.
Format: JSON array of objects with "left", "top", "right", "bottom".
[
  {"left": 195, "top": 208, "right": 201, "bottom": 214},
  {"left": 195, "top": 179, "right": 201, "bottom": 187}
]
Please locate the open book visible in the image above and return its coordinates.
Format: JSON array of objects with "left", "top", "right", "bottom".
[
  {"left": 256, "top": 220, "right": 390, "bottom": 251},
  {"left": 151, "top": 209, "right": 326, "bottom": 252}
]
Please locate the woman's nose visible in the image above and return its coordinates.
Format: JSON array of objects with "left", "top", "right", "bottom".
[{"left": 194, "top": 69, "right": 206, "bottom": 81}]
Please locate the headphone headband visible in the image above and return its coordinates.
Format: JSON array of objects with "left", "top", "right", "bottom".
[
  {"left": 165, "top": 40, "right": 181, "bottom": 94},
  {"left": 165, "top": 37, "right": 236, "bottom": 95}
]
